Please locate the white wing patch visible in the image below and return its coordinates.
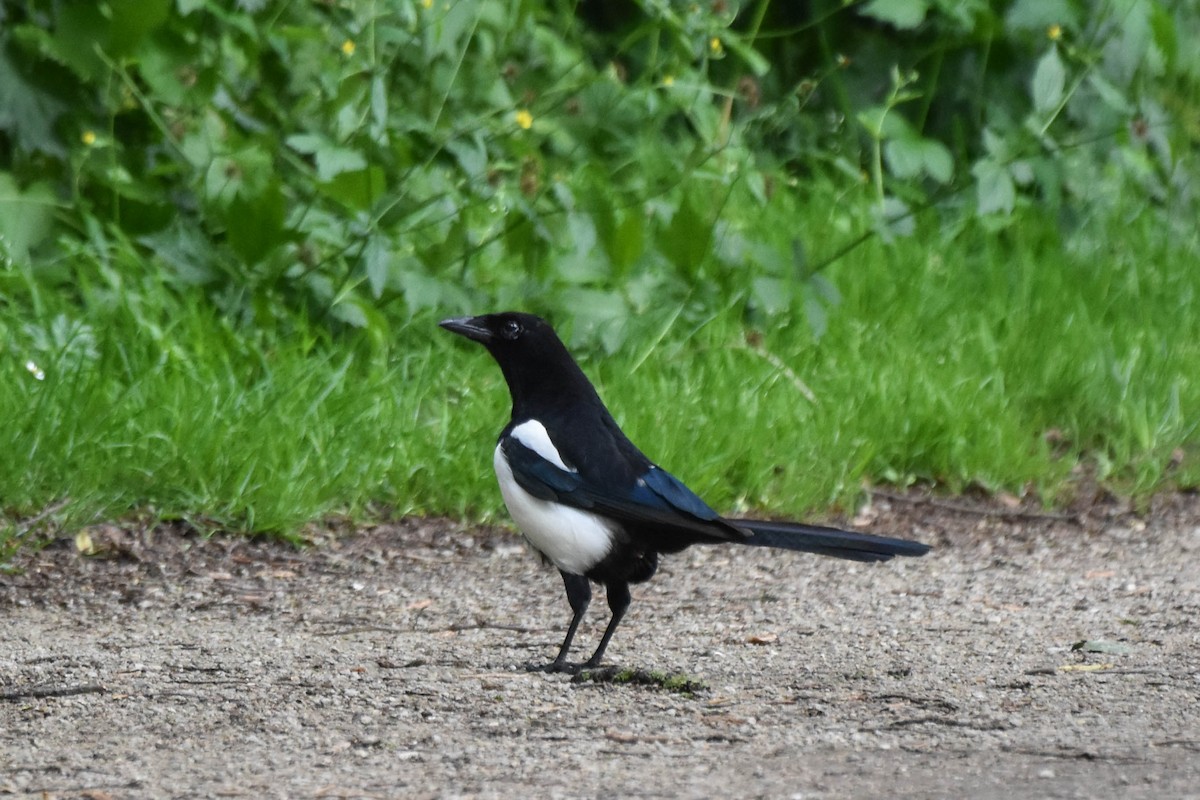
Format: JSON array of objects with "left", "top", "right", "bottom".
[
  {"left": 509, "top": 419, "right": 576, "bottom": 472},
  {"left": 494, "top": 443, "right": 613, "bottom": 575}
]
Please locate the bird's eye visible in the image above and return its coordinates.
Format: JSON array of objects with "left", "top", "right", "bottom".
[{"left": 501, "top": 319, "right": 522, "bottom": 339}]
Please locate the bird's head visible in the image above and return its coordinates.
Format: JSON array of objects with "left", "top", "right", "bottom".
[
  {"left": 439, "top": 311, "right": 555, "bottom": 353},
  {"left": 439, "top": 312, "right": 593, "bottom": 413}
]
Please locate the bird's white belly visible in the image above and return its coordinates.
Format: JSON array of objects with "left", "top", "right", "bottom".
[{"left": 493, "top": 444, "right": 614, "bottom": 575}]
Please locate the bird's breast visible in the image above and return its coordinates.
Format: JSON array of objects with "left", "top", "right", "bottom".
[{"left": 493, "top": 443, "right": 615, "bottom": 575}]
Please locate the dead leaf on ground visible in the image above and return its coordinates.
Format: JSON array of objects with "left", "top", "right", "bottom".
[
  {"left": 1058, "top": 663, "right": 1115, "bottom": 672},
  {"left": 746, "top": 633, "right": 778, "bottom": 645},
  {"left": 1084, "top": 569, "right": 1116, "bottom": 580}
]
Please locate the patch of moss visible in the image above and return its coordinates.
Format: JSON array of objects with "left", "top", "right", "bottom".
[{"left": 571, "top": 666, "right": 707, "bottom": 696}]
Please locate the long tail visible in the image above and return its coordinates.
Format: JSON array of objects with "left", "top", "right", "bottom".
[{"left": 729, "top": 519, "right": 932, "bottom": 563}]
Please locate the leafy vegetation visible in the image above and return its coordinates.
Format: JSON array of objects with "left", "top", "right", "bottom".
[{"left": 1, "top": 0, "right": 1197, "bottom": 549}]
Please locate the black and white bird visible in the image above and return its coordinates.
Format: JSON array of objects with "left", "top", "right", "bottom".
[{"left": 440, "top": 312, "right": 931, "bottom": 672}]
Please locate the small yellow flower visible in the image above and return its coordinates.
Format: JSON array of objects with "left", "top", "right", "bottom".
[
  {"left": 709, "top": 37, "right": 723, "bottom": 56},
  {"left": 662, "top": 75, "right": 675, "bottom": 87},
  {"left": 515, "top": 109, "right": 533, "bottom": 130},
  {"left": 81, "top": 130, "right": 97, "bottom": 146},
  {"left": 1047, "top": 24, "right": 1062, "bottom": 41},
  {"left": 421, "top": 0, "right": 432, "bottom": 7},
  {"left": 341, "top": 39, "right": 356, "bottom": 56}
]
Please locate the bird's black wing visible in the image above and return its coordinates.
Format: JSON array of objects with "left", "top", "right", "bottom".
[{"left": 500, "top": 436, "right": 746, "bottom": 543}]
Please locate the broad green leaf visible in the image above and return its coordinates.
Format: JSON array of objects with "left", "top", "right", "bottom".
[
  {"left": 873, "top": 195, "right": 915, "bottom": 240},
  {"left": 1150, "top": 2, "right": 1178, "bottom": 70},
  {"left": 886, "top": 136, "right": 954, "bottom": 183},
  {"left": 860, "top": 0, "right": 929, "bottom": 30},
  {"left": 364, "top": 238, "right": 391, "bottom": 299},
  {"left": 445, "top": 136, "right": 487, "bottom": 180},
  {"left": 856, "top": 104, "right": 890, "bottom": 139},
  {"left": 136, "top": 35, "right": 193, "bottom": 106},
  {"left": 110, "top": 0, "right": 170, "bottom": 55},
  {"left": 0, "top": 47, "right": 67, "bottom": 156},
  {"left": 0, "top": 173, "right": 56, "bottom": 259},
  {"left": 47, "top": 4, "right": 111, "bottom": 79},
  {"left": 140, "top": 221, "right": 217, "bottom": 285},
  {"left": 803, "top": 295, "right": 828, "bottom": 338},
  {"left": 559, "top": 288, "right": 628, "bottom": 353},
  {"left": 883, "top": 137, "right": 924, "bottom": 179},
  {"left": 285, "top": 134, "right": 325, "bottom": 155},
  {"left": 972, "top": 159, "right": 1016, "bottom": 215},
  {"left": 661, "top": 193, "right": 713, "bottom": 276},
  {"left": 558, "top": 213, "right": 608, "bottom": 284},
  {"left": 751, "top": 276, "right": 790, "bottom": 316},
  {"left": 1087, "top": 73, "right": 1133, "bottom": 114},
  {"left": 922, "top": 140, "right": 954, "bottom": 183},
  {"left": 398, "top": 267, "right": 471, "bottom": 316},
  {"left": 1004, "top": 0, "right": 1079, "bottom": 33},
  {"left": 330, "top": 297, "right": 369, "bottom": 328},
  {"left": 225, "top": 182, "right": 285, "bottom": 266},
  {"left": 315, "top": 147, "right": 368, "bottom": 182},
  {"left": 1032, "top": 47, "right": 1066, "bottom": 115},
  {"left": 609, "top": 210, "right": 645, "bottom": 273},
  {"left": 320, "top": 166, "right": 386, "bottom": 210}
]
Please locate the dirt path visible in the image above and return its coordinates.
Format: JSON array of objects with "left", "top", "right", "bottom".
[{"left": 3, "top": 494, "right": 1199, "bottom": 799}]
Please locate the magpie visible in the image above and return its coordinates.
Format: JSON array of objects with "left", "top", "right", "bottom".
[{"left": 440, "top": 312, "right": 931, "bottom": 672}]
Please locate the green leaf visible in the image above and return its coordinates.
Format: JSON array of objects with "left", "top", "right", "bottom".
[
  {"left": 723, "top": 36, "right": 771, "bottom": 77},
  {"left": 1150, "top": 2, "right": 1178, "bottom": 70},
  {"left": 1031, "top": 47, "right": 1065, "bottom": 115},
  {"left": 1087, "top": 73, "right": 1133, "bottom": 114},
  {"left": 47, "top": 4, "right": 111, "bottom": 79},
  {"left": 364, "top": 238, "right": 390, "bottom": 299},
  {"left": 856, "top": 104, "right": 891, "bottom": 139},
  {"left": 609, "top": 210, "right": 645, "bottom": 273},
  {"left": 873, "top": 195, "right": 914, "bottom": 240},
  {"left": 315, "top": 147, "right": 368, "bottom": 182},
  {"left": 661, "top": 193, "right": 713, "bottom": 276},
  {"left": 445, "top": 136, "right": 487, "bottom": 180},
  {"left": 921, "top": 141, "right": 954, "bottom": 183},
  {"left": 886, "top": 136, "right": 954, "bottom": 183},
  {"left": 0, "top": 173, "right": 56, "bottom": 260},
  {"left": 320, "top": 166, "right": 386, "bottom": 210},
  {"left": 860, "top": 0, "right": 929, "bottom": 30},
  {"left": 225, "top": 181, "right": 286, "bottom": 266},
  {"left": 285, "top": 134, "right": 325, "bottom": 155},
  {"left": 140, "top": 221, "right": 217, "bottom": 285},
  {"left": 751, "top": 276, "right": 790, "bottom": 316},
  {"left": 971, "top": 159, "right": 1016, "bottom": 216},
  {"left": 559, "top": 288, "right": 628, "bottom": 353},
  {"left": 110, "top": 0, "right": 171, "bottom": 56},
  {"left": 397, "top": 266, "right": 471, "bottom": 316},
  {"left": 1005, "top": 0, "right": 1079, "bottom": 33},
  {"left": 558, "top": 212, "right": 607, "bottom": 284},
  {"left": 0, "top": 46, "right": 67, "bottom": 157}
]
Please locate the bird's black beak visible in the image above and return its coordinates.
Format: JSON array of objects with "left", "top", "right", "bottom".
[{"left": 439, "top": 315, "right": 493, "bottom": 343}]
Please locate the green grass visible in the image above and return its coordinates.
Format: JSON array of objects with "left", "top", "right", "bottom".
[{"left": 2, "top": 195, "right": 1198, "bottom": 554}]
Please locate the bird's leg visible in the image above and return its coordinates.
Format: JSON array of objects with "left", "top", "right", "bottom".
[
  {"left": 584, "top": 581, "right": 631, "bottom": 669},
  {"left": 538, "top": 571, "right": 591, "bottom": 673}
]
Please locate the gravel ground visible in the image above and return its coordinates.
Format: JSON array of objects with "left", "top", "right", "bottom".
[{"left": 2, "top": 492, "right": 1199, "bottom": 799}]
